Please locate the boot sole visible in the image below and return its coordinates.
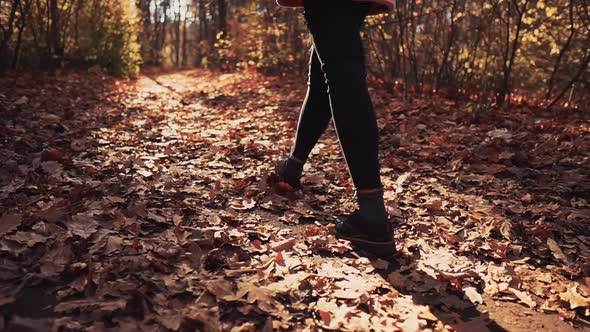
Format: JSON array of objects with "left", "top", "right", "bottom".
[{"left": 338, "top": 234, "right": 397, "bottom": 257}]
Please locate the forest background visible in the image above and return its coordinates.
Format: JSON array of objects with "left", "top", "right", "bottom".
[{"left": 1, "top": 0, "right": 589, "bottom": 108}]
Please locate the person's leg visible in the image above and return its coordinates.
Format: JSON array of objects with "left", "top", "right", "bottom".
[
  {"left": 303, "top": 1, "right": 393, "bottom": 251},
  {"left": 290, "top": 46, "right": 333, "bottom": 163},
  {"left": 277, "top": 46, "right": 333, "bottom": 188},
  {"left": 304, "top": 0, "right": 382, "bottom": 192}
]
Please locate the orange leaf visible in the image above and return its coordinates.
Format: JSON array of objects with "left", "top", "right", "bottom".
[
  {"left": 252, "top": 239, "right": 263, "bottom": 248},
  {"left": 270, "top": 238, "right": 297, "bottom": 252},
  {"left": 275, "top": 182, "right": 294, "bottom": 192},
  {"left": 387, "top": 290, "right": 400, "bottom": 298},
  {"left": 319, "top": 310, "right": 331, "bottom": 325}
]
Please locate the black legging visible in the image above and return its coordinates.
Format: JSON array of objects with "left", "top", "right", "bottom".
[{"left": 290, "top": 0, "right": 382, "bottom": 191}]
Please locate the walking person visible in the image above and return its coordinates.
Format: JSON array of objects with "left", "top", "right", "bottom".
[{"left": 272, "top": 0, "right": 396, "bottom": 257}]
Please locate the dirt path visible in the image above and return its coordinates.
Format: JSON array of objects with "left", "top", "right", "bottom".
[{"left": 1, "top": 69, "right": 589, "bottom": 331}]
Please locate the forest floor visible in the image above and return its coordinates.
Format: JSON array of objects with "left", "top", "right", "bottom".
[{"left": 0, "top": 68, "right": 589, "bottom": 331}]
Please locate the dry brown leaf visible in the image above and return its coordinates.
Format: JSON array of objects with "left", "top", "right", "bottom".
[
  {"left": 270, "top": 237, "right": 297, "bottom": 252},
  {"left": 559, "top": 285, "right": 590, "bottom": 310},
  {"left": 54, "top": 298, "right": 127, "bottom": 313},
  {"left": 509, "top": 287, "right": 537, "bottom": 308},
  {"left": 463, "top": 286, "right": 484, "bottom": 304},
  {"left": 0, "top": 213, "right": 22, "bottom": 238},
  {"left": 546, "top": 237, "right": 569, "bottom": 264},
  {"left": 69, "top": 214, "right": 99, "bottom": 239},
  {"left": 206, "top": 279, "right": 236, "bottom": 301}
]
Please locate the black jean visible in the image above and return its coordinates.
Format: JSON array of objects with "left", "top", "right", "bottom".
[{"left": 290, "top": 0, "right": 382, "bottom": 190}]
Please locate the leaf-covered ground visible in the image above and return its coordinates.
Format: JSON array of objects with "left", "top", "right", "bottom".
[{"left": 0, "top": 69, "right": 589, "bottom": 331}]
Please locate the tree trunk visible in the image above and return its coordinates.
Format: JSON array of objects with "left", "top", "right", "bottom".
[
  {"left": 496, "top": 0, "right": 530, "bottom": 107},
  {"left": 12, "top": 0, "right": 32, "bottom": 69},
  {"left": 182, "top": 11, "right": 187, "bottom": 66},
  {"left": 0, "top": 0, "right": 20, "bottom": 67},
  {"left": 49, "top": 0, "right": 63, "bottom": 72},
  {"left": 218, "top": 0, "right": 227, "bottom": 39},
  {"left": 435, "top": 0, "right": 457, "bottom": 92},
  {"left": 197, "top": 0, "right": 206, "bottom": 65},
  {"left": 546, "top": 0, "right": 575, "bottom": 99},
  {"left": 175, "top": 0, "right": 181, "bottom": 66}
]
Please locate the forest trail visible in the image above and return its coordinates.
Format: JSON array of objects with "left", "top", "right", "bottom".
[{"left": 0, "top": 69, "right": 589, "bottom": 331}]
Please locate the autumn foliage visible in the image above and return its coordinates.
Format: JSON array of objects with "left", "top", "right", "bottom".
[
  {"left": 1, "top": 0, "right": 590, "bottom": 331},
  {"left": 1, "top": 65, "right": 589, "bottom": 331},
  {"left": 1, "top": 0, "right": 589, "bottom": 107}
]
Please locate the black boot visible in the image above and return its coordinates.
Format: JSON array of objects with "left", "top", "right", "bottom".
[
  {"left": 270, "top": 156, "right": 304, "bottom": 191},
  {"left": 335, "top": 189, "right": 396, "bottom": 257}
]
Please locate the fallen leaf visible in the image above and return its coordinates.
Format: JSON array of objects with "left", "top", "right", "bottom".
[
  {"left": 463, "top": 286, "right": 484, "bottom": 304},
  {"left": 319, "top": 310, "right": 331, "bottom": 325},
  {"left": 509, "top": 287, "right": 537, "bottom": 308},
  {"left": 546, "top": 237, "right": 569, "bottom": 265},
  {"left": 69, "top": 214, "right": 99, "bottom": 239},
  {"left": 559, "top": 285, "right": 590, "bottom": 310},
  {"left": 270, "top": 238, "right": 296, "bottom": 252},
  {"left": 0, "top": 213, "right": 22, "bottom": 237}
]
